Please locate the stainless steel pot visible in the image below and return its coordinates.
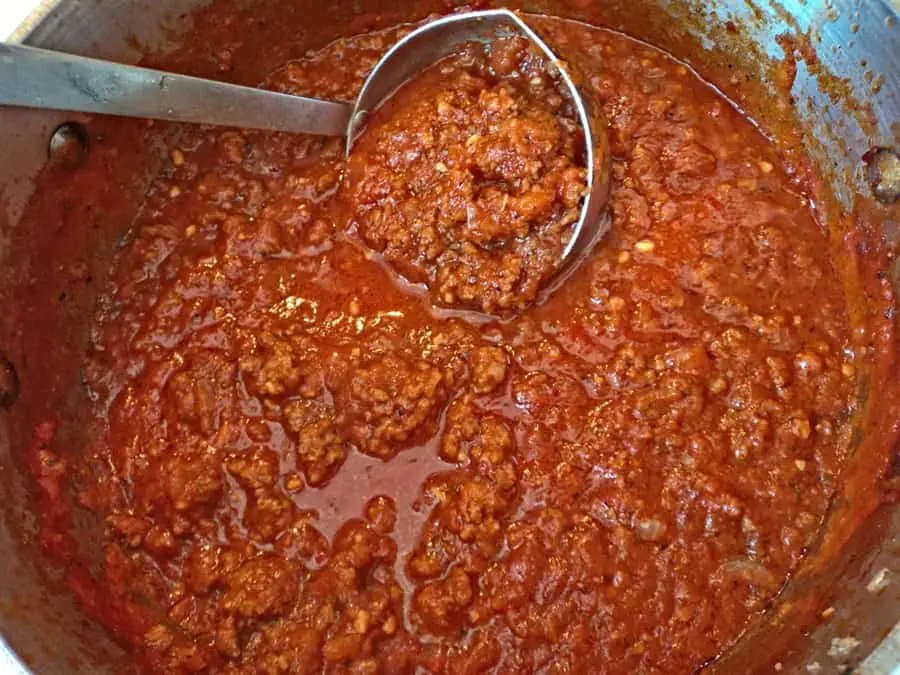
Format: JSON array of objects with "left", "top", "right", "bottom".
[{"left": 0, "top": 0, "right": 897, "bottom": 673}]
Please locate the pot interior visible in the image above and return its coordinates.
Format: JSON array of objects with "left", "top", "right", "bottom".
[{"left": 0, "top": 1, "right": 898, "bottom": 673}]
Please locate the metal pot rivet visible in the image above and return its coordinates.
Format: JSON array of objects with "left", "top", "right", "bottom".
[
  {"left": 0, "top": 355, "right": 19, "bottom": 409},
  {"left": 48, "top": 122, "right": 88, "bottom": 167},
  {"left": 864, "top": 147, "right": 900, "bottom": 204}
]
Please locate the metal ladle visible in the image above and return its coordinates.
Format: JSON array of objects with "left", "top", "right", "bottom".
[{"left": 0, "top": 9, "right": 610, "bottom": 288}]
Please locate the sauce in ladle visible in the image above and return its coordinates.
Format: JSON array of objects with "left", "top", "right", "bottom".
[{"left": 347, "top": 36, "right": 589, "bottom": 316}]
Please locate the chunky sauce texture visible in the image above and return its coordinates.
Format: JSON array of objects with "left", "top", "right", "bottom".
[
  {"left": 37, "top": 17, "right": 857, "bottom": 675},
  {"left": 347, "top": 36, "right": 587, "bottom": 315}
]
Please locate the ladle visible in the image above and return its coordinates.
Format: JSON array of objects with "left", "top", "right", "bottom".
[{"left": 0, "top": 9, "right": 610, "bottom": 284}]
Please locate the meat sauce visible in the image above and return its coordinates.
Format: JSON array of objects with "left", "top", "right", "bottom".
[
  {"left": 30, "top": 15, "right": 859, "bottom": 675},
  {"left": 347, "top": 37, "right": 587, "bottom": 315}
]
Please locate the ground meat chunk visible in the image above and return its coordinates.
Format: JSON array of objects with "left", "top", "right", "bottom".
[
  {"left": 243, "top": 489, "right": 295, "bottom": 542},
  {"left": 442, "top": 476, "right": 508, "bottom": 544},
  {"left": 158, "top": 444, "right": 223, "bottom": 515},
  {"left": 184, "top": 544, "right": 222, "bottom": 595},
  {"left": 335, "top": 354, "right": 448, "bottom": 458},
  {"left": 409, "top": 470, "right": 516, "bottom": 584},
  {"left": 284, "top": 399, "right": 349, "bottom": 486},
  {"left": 242, "top": 623, "right": 323, "bottom": 675},
  {"left": 225, "top": 447, "right": 280, "bottom": 490},
  {"left": 469, "top": 345, "right": 509, "bottom": 394},
  {"left": 222, "top": 556, "right": 300, "bottom": 619},
  {"left": 239, "top": 333, "right": 320, "bottom": 399},
  {"left": 440, "top": 398, "right": 516, "bottom": 474},
  {"left": 168, "top": 351, "right": 237, "bottom": 435},
  {"left": 365, "top": 495, "right": 398, "bottom": 535},
  {"left": 413, "top": 566, "right": 475, "bottom": 634}
]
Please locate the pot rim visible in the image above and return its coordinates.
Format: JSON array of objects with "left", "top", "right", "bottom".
[
  {"left": 2, "top": 0, "right": 57, "bottom": 41},
  {"left": 1, "top": 1, "right": 898, "bottom": 673}
]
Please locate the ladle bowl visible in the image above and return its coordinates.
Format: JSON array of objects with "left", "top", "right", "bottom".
[{"left": 0, "top": 9, "right": 611, "bottom": 298}]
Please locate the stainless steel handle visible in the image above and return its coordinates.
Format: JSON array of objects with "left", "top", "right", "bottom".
[{"left": 0, "top": 43, "right": 352, "bottom": 135}]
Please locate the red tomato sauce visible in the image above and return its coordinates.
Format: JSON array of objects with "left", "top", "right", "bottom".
[{"left": 23, "top": 14, "right": 863, "bottom": 675}]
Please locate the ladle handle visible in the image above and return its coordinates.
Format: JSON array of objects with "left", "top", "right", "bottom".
[{"left": 0, "top": 43, "right": 352, "bottom": 136}]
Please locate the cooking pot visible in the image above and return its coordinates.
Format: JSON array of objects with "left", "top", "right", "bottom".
[{"left": 0, "top": 0, "right": 898, "bottom": 673}]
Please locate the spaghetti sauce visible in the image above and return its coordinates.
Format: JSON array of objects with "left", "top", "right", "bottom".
[{"left": 30, "top": 14, "right": 858, "bottom": 675}]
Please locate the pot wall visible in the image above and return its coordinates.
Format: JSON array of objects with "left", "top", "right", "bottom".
[{"left": 0, "top": 1, "right": 897, "bottom": 673}]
